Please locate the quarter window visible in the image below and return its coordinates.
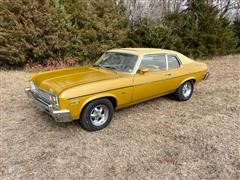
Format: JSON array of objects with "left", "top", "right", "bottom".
[
  {"left": 139, "top": 54, "right": 167, "bottom": 71},
  {"left": 167, "top": 55, "right": 180, "bottom": 70}
]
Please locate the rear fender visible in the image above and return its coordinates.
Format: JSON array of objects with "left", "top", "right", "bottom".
[{"left": 178, "top": 77, "right": 196, "bottom": 89}]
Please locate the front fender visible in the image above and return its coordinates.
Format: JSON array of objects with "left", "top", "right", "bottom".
[
  {"left": 64, "top": 92, "right": 118, "bottom": 120},
  {"left": 79, "top": 93, "right": 118, "bottom": 111}
]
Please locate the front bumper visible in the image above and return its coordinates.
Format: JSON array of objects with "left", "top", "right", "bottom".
[{"left": 24, "top": 87, "right": 72, "bottom": 122}]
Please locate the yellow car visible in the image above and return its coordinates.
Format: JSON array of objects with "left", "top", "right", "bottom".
[{"left": 25, "top": 48, "right": 209, "bottom": 131}]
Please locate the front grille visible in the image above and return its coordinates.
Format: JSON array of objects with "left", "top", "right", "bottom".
[
  {"left": 37, "top": 89, "right": 51, "bottom": 104},
  {"left": 33, "top": 86, "right": 52, "bottom": 105}
]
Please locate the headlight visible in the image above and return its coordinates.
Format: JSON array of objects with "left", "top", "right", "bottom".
[{"left": 50, "top": 95, "right": 59, "bottom": 108}]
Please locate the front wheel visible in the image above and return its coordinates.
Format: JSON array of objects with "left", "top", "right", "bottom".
[
  {"left": 174, "top": 81, "right": 194, "bottom": 101},
  {"left": 79, "top": 98, "right": 114, "bottom": 131}
]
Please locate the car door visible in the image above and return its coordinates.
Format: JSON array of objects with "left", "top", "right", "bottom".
[
  {"left": 132, "top": 54, "right": 173, "bottom": 102},
  {"left": 165, "top": 54, "right": 185, "bottom": 91}
]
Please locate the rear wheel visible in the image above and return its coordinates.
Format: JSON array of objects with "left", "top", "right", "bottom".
[
  {"left": 174, "top": 81, "right": 194, "bottom": 101},
  {"left": 79, "top": 98, "right": 114, "bottom": 131}
]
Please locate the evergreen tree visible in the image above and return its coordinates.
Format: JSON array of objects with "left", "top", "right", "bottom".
[
  {"left": 232, "top": 16, "right": 240, "bottom": 52},
  {"left": 0, "top": 0, "right": 239, "bottom": 68},
  {"left": 62, "top": 0, "right": 129, "bottom": 63},
  {"left": 164, "top": 0, "right": 236, "bottom": 58},
  {"left": 128, "top": 18, "right": 179, "bottom": 50},
  {"left": 0, "top": 0, "right": 71, "bottom": 66}
]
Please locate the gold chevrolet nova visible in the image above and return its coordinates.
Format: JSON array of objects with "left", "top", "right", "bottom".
[{"left": 25, "top": 48, "right": 209, "bottom": 131}]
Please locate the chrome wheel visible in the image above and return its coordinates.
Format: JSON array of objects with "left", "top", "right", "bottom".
[
  {"left": 90, "top": 104, "right": 109, "bottom": 126},
  {"left": 182, "top": 82, "right": 192, "bottom": 98}
]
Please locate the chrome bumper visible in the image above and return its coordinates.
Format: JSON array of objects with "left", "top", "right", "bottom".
[{"left": 24, "top": 88, "right": 72, "bottom": 122}]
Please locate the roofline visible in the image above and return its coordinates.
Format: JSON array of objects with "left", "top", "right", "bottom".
[
  {"left": 107, "top": 49, "right": 140, "bottom": 56},
  {"left": 107, "top": 48, "right": 180, "bottom": 56}
]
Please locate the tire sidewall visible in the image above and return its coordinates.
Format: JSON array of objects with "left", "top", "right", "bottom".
[
  {"left": 178, "top": 81, "right": 194, "bottom": 101},
  {"left": 80, "top": 99, "right": 114, "bottom": 131}
]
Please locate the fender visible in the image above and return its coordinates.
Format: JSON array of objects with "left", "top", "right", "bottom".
[
  {"left": 177, "top": 76, "right": 196, "bottom": 88},
  {"left": 77, "top": 92, "right": 118, "bottom": 119}
]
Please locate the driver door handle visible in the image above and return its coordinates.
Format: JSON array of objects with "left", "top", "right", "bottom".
[{"left": 165, "top": 73, "right": 171, "bottom": 76}]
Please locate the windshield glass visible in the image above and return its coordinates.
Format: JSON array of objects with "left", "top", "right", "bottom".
[{"left": 94, "top": 52, "right": 138, "bottom": 73}]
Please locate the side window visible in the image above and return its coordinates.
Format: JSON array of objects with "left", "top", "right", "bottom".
[
  {"left": 139, "top": 54, "right": 167, "bottom": 71},
  {"left": 167, "top": 55, "right": 180, "bottom": 70}
]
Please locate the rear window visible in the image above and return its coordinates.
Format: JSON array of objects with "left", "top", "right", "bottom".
[{"left": 167, "top": 55, "right": 180, "bottom": 70}]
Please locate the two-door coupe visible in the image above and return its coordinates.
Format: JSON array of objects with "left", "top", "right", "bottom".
[{"left": 25, "top": 48, "right": 209, "bottom": 131}]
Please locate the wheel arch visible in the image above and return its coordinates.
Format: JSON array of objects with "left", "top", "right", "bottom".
[
  {"left": 178, "top": 77, "right": 196, "bottom": 89},
  {"left": 78, "top": 93, "right": 118, "bottom": 119}
]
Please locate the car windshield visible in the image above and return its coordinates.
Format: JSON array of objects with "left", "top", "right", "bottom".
[{"left": 94, "top": 52, "right": 138, "bottom": 73}]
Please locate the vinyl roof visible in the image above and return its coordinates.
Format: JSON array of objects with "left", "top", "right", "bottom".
[
  {"left": 108, "top": 48, "right": 177, "bottom": 55},
  {"left": 108, "top": 48, "right": 194, "bottom": 64}
]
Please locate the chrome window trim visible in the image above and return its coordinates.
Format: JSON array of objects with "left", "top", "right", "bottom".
[
  {"left": 165, "top": 54, "right": 168, "bottom": 70},
  {"left": 166, "top": 54, "right": 182, "bottom": 70}
]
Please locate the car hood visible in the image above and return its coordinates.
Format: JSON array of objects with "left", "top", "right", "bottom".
[{"left": 31, "top": 66, "right": 119, "bottom": 95}]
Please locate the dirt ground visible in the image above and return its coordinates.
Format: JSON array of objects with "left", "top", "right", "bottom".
[{"left": 1, "top": 55, "right": 240, "bottom": 179}]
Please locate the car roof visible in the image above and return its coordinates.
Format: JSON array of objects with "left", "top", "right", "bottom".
[
  {"left": 108, "top": 48, "right": 177, "bottom": 55},
  {"left": 108, "top": 48, "right": 194, "bottom": 64}
]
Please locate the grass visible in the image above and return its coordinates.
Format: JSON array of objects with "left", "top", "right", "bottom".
[{"left": 1, "top": 55, "right": 240, "bottom": 179}]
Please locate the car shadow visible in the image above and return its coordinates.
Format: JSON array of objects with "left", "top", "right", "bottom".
[{"left": 115, "top": 93, "right": 177, "bottom": 114}]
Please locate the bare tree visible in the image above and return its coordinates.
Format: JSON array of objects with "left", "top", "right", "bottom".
[{"left": 124, "top": 0, "right": 239, "bottom": 23}]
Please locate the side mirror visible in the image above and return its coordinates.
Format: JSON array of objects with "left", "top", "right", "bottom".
[{"left": 138, "top": 68, "right": 149, "bottom": 75}]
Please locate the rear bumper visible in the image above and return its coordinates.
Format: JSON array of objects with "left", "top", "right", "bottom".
[{"left": 24, "top": 87, "right": 72, "bottom": 122}]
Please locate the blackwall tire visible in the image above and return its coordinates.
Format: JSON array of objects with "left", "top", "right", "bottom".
[
  {"left": 79, "top": 98, "right": 114, "bottom": 131},
  {"left": 174, "top": 81, "right": 194, "bottom": 101}
]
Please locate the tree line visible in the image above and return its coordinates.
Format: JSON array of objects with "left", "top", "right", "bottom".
[{"left": 0, "top": 0, "right": 239, "bottom": 67}]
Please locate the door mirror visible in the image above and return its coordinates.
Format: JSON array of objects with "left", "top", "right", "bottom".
[{"left": 138, "top": 68, "right": 149, "bottom": 75}]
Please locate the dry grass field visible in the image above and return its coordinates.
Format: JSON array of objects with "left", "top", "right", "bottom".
[{"left": 1, "top": 55, "right": 240, "bottom": 179}]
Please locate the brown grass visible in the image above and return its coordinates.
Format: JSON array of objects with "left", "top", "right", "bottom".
[{"left": 1, "top": 55, "right": 240, "bottom": 179}]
